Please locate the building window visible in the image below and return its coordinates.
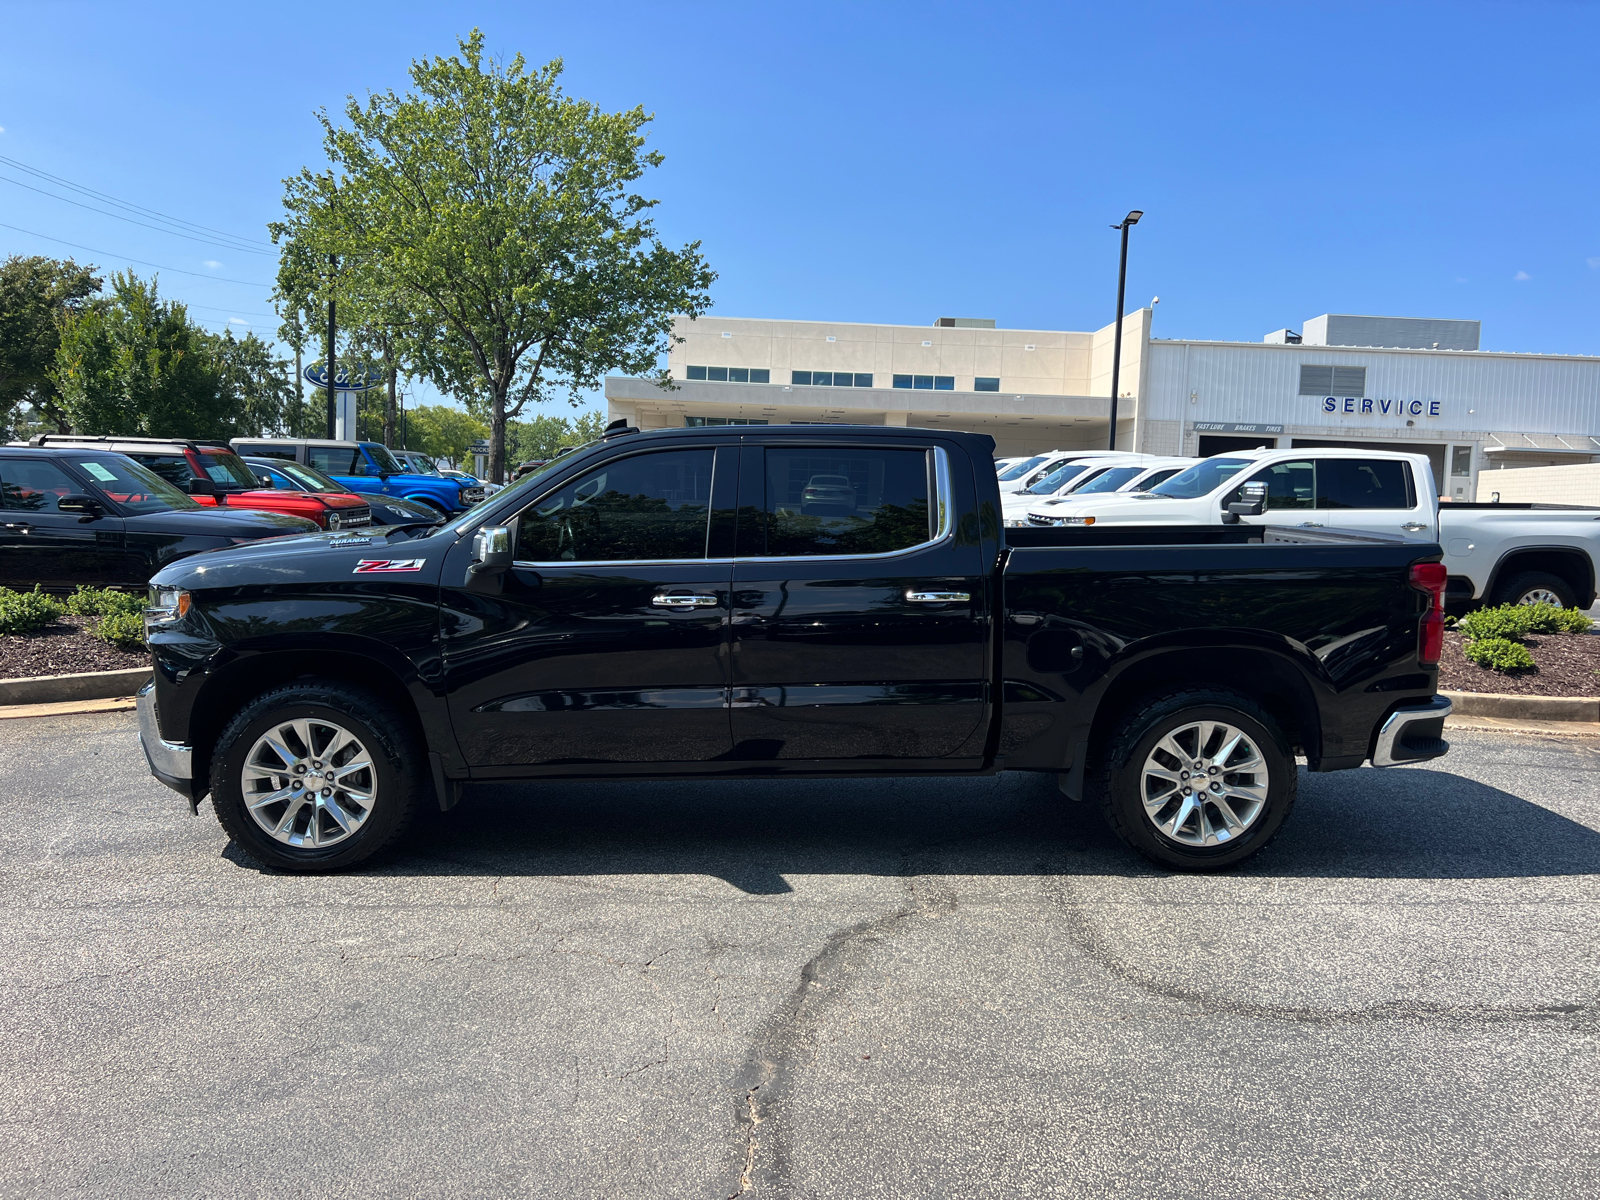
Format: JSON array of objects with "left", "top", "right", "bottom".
[
  {"left": 893, "top": 374, "right": 954, "bottom": 390},
  {"left": 974, "top": 377, "right": 1000, "bottom": 392},
  {"left": 687, "top": 366, "right": 770, "bottom": 383},
  {"left": 1299, "top": 364, "right": 1366, "bottom": 396},
  {"left": 684, "top": 416, "right": 769, "bottom": 426},
  {"left": 791, "top": 371, "right": 873, "bottom": 387}
]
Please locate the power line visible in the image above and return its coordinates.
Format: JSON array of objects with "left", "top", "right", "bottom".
[
  {"left": 0, "top": 172, "right": 271, "bottom": 255},
  {"left": 0, "top": 220, "right": 273, "bottom": 288},
  {"left": 0, "top": 152, "right": 273, "bottom": 248}
]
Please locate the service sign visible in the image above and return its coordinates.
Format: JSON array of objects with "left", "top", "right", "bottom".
[{"left": 1320, "top": 396, "right": 1442, "bottom": 418}]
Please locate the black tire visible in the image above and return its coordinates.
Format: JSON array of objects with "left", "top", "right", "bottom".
[
  {"left": 1094, "top": 689, "right": 1297, "bottom": 872},
  {"left": 210, "top": 681, "right": 425, "bottom": 872},
  {"left": 1491, "top": 570, "right": 1576, "bottom": 609}
]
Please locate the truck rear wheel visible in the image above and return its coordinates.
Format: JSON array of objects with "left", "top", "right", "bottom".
[
  {"left": 1492, "top": 570, "right": 1576, "bottom": 609},
  {"left": 209, "top": 682, "right": 425, "bottom": 872},
  {"left": 1095, "top": 689, "right": 1296, "bottom": 871}
]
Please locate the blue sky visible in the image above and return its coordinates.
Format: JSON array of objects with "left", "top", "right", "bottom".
[{"left": 2, "top": 0, "right": 1597, "bottom": 418}]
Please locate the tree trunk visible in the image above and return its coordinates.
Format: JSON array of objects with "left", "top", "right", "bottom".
[
  {"left": 293, "top": 328, "right": 304, "bottom": 436},
  {"left": 490, "top": 387, "right": 507, "bottom": 485},
  {"left": 384, "top": 334, "right": 397, "bottom": 448}
]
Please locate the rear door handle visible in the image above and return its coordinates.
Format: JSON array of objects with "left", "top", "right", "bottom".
[
  {"left": 905, "top": 590, "right": 971, "bottom": 603},
  {"left": 1297, "top": 521, "right": 1324, "bottom": 528},
  {"left": 1401, "top": 522, "right": 1430, "bottom": 532},
  {"left": 651, "top": 592, "right": 720, "bottom": 608}
]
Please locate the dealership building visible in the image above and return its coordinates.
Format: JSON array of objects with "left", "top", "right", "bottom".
[{"left": 604, "top": 310, "right": 1600, "bottom": 500}]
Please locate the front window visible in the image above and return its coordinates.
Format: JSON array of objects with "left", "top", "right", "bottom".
[
  {"left": 1024, "top": 463, "right": 1090, "bottom": 496},
  {"left": 197, "top": 450, "right": 264, "bottom": 489},
  {"left": 1071, "top": 466, "right": 1146, "bottom": 495},
  {"left": 751, "top": 446, "right": 934, "bottom": 557},
  {"left": 364, "top": 444, "right": 404, "bottom": 475},
  {"left": 514, "top": 448, "right": 714, "bottom": 562},
  {"left": 1148, "top": 457, "right": 1252, "bottom": 499},
  {"left": 66, "top": 457, "right": 197, "bottom": 514},
  {"left": 998, "top": 455, "right": 1048, "bottom": 482}
]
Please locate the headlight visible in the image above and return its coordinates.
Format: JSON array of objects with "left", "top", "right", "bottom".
[
  {"left": 1060, "top": 516, "right": 1096, "bottom": 525},
  {"left": 144, "top": 586, "right": 191, "bottom": 633}
]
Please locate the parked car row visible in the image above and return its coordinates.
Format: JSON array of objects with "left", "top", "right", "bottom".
[{"left": 1, "top": 434, "right": 491, "bottom": 593}]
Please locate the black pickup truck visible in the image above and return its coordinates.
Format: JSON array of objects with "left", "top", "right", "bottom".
[{"left": 137, "top": 424, "right": 1452, "bottom": 873}]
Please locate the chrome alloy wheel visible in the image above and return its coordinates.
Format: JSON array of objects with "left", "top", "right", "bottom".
[
  {"left": 1516, "top": 588, "right": 1564, "bottom": 607},
  {"left": 1139, "top": 720, "right": 1269, "bottom": 847},
  {"left": 241, "top": 718, "right": 377, "bottom": 848}
]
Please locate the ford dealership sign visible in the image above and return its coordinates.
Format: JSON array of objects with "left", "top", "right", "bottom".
[{"left": 304, "top": 362, "right": 384, "bottom": 392}]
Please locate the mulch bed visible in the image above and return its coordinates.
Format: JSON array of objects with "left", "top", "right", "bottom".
[
  {"left": 0, "top": 616, "right": 148, "bottom": 679},
  {"left": 1438, "top": 629, "right": 1600, "bottom": 696}
]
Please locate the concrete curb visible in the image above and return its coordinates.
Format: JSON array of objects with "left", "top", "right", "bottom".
[
  {"left": 1441, "top": 689, "right": 1600, "bottom": 723},
  {"left": 0, "top": 667, "right": 152, "bottom": 707}
]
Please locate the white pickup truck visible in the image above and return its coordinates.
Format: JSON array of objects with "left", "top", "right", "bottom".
[{"left": 1029, "top": 446, "right": 1600, "bottom": 610}]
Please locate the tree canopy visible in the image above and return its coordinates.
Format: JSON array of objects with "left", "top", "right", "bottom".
[
  {"left": 274, "top": 31, "right": 714, "bottom": 481},
  {"left": 0, "top": 255, "right": 102, "bottom": 437}
]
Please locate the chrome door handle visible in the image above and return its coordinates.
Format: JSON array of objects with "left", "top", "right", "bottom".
[
  {"left": 651, "top": 592, "right": 720, "bottom": 608},
  {"left": 2, "top": 522, "right": 31, "bottom": 533},
  {"left": 1401, "top": 522, "right": 1429, "bottom": 532},
  {"left": 905, "top": 590, "right": 971, "bottom": 603},
  {"left": 1297, "top": 521, "right": 1324, "bottom": 528}
]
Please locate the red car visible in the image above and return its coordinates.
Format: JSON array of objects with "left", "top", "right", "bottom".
[{"left": 25, "top": 435, "right": 371, "bottom": 530}]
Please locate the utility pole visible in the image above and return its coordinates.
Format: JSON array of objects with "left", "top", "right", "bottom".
[
  {"left": 325, "top": 254, "right": 337, "bottom": 439},
  {"left": 1107, "top": 211, "right": 1143, "bottom": 451}
]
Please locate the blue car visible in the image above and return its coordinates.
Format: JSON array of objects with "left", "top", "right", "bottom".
[{"left": 231, "top": 438, "right": 484, "bottom": 516}]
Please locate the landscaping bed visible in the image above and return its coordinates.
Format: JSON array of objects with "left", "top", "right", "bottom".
[
  {"left": 1439, "top": 628, "right": 1600, "bottom": 696},
  {"left": 0, "top": 615, "right": 149, "bottom": 678}
]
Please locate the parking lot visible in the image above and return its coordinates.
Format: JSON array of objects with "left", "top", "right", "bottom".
[{"left": 2, "top": 711, "right": 1597, "bottom": 1199}]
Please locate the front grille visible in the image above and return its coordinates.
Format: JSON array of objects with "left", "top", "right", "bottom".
[
  {"left": 348, "top": 506, "right": 371, "bottom": 526},
  {"left": 1027, "top": 513, "right": 1057, "bottom": 526},
  {"left": 461, "top": 486, "right": 485, "bottom": 505}
]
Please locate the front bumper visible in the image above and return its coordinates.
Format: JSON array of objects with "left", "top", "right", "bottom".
[
  {"left": 137, "top": 680, "right": 194, "bottom": 798},
  {"left": 1371, "top": 695, "right": 1453, "bottom": 767}
]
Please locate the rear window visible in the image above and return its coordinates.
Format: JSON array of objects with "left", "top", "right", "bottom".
[
  {"left": 132, "top": 453, "right": 196, "bottom": 488},
  {"left": 753, "top": 446, "right": 934, "bottom": 557},
  {"left": 308, "top": 446, "right": 363, "bottom": 475},
  {"left": 1316, "top": 458, "right": 1416, "bottom": 510}
]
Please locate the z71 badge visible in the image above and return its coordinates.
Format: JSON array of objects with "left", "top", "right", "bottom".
[{"left": 353, "top": 559, "right": 426, "bottom": 573}]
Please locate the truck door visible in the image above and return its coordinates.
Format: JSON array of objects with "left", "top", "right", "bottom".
[
  {"left": 727, "top": 440, "right": 990, "bottom": 763},
  {"left": 1236, "top": 457, "right": 1431, "bottom": 540},
  {"left": 441, "top": 444, "right": 734, "bottom": 768},
  {"left": 0, "top": 457, "right": 128, "bottom": 590}
]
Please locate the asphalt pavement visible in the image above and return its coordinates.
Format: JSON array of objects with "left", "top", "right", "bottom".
[{"left": 2, "top": 712, "right": 1597, "bottom": 1199}]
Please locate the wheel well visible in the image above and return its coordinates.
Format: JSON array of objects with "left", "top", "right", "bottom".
[
  {"left": 187, "top": 650, "right": 421, "bottom": 796},
  {"left": 1489, "top": 548, "right": 1595, "bottom": 605},
  {"left": 1088, "top": 648, "right": 1319, "bottom": 762}
]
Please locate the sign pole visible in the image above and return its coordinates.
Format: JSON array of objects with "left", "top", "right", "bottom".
[{"left": 325, "top": 255, "right": 337, "bottom": 439}]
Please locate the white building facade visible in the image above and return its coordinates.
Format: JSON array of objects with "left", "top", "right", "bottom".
[{"left": 604, "top": 311, "right": 1600, "bottom": 500}]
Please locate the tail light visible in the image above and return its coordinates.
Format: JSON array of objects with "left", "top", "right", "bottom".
[{"left": 1410, "top": 562, "right": 1447, "bottom": 665}]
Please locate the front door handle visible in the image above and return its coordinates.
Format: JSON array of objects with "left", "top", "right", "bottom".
[
  {"left": 905, "top": 590, "right": 971, "bottom": 603},
  {"left": 1297, "top": 521, "right": 1324, "bottom": 528},
  {"left": 651, "top": 592, "right": 720, "bottom": 608},
  {"left": 2, "top": 522, "right": 31, "bottom": 534},
  {"left": 1401, "top": 522, "right": 1430, "bottom": 532}
]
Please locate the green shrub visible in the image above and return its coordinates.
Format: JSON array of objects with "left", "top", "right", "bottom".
[
  {"left": 0, "top": 587, "right": 66, "bottom": 635},
  {"left": 1548, "top": 606, "right": 1594, "bottom": 634},
  {"left": 65, "top": 586, "right": 144, "bottom": 619},
  {"left": 1456, "top": 604, "right": 1534, "bottom": 641},
  {"left": 92, "top": 609, "right": 147, "bottom": 651},
  {"left": 1462, "top": 636, "right": 1536, "bottom": 672}
]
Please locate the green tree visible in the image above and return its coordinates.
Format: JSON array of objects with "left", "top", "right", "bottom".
[
  {"left": 52, "top": 272, "right": 228, "bottom": 437},
  {"left": 0, "top": 255, "right": 102, "bottom": 436},
  {"left": 505, "top": 410, "right": 605, "bottom": 464},
  {"left": 402, "top": 403, "right": 489, "bottom": 465},
  {"left": 205, "top": 329, "right": 306, "bottom": 437},
  {"left": 275, "top": 31, "right": 715, "bottom": 482}
]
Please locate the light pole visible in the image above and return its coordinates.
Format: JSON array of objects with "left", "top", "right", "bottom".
[
  {"left": 1106, "top": 210, "right": 1142, "bottom": 450},
  {"left": 325, "top": 254, "right": 338, "bottom": 439}
]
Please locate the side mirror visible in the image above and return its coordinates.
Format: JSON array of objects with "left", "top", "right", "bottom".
[
  {"left": 256, "top": 474, "right": 275, "bottom": 488},
  {"left": 188, "top": 477, "right": 216, "bottom": 496},
  {"left": 1223, "top": 481, "right": 1268, "bottom": 523},
  {"left": 466, "top": 525, "right": 514, "bottom": 593},
  {"left": 57, "top": 494, "right": 103, "bottom": 518}
]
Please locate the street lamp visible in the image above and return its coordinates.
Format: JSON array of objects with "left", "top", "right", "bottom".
[{"left": 1106, "top": 210, "right": 1143, "bottom": 450}]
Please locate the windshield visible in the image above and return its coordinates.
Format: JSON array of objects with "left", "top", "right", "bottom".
[
  {"left": 198, "top": 449, "right": 263, "bottom": 489},
  {"left": 1024, "top": 463, "right": 1090, "bottom": 496},
  {"left": 441, "top": 451, "right": 578, "bottom": 536},
  {"left": 73, "top": 456, "right": 198, "bottom": 515},
  {"left": 998, "top": 455, "right": 1048, "bottom": 481},
  {"left": 402, "top": 453, "right": 442, "bottom": 475},
  {"left": 278, "top": 461, "right": 343, "bottom": 492},
  {"left": 1148, "top": 457, "right": 1252, "bottom": 500},
  {"left": 365, "top": 443, "right": 404, "bottom": 474},
  {"left": 1071, "top": 466, "right": 1145, "bottom": 495}
]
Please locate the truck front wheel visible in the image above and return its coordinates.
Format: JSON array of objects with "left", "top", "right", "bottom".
[
  {"left": 209, "top": 682, "right": 425, "bottom": 872},
  {"left": 1095, "top": 689, "right": 1296, "bottom": 871}
]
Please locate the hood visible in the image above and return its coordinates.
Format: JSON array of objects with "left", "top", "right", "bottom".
[
  {"left": 1035, "top": 493, "right": 1199, "bottom": 522},
  {"left": 126, "top": 507, "right": 320, "bottom": 536},
  {"left": 151, "top": 523, "right": 455, "bottom": 590}
]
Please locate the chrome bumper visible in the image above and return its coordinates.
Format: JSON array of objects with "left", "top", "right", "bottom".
[
  {"left": 137, "top": 680, "right": 193, "bottom": 793},
  {"left": 1372, "top": 695, "right": 1452, "bottom": 767}
]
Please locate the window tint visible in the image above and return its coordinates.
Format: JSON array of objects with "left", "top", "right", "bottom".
[
  {"left": 1149, "top": 458, "right": 1252, "bottom": 500},
  {"left": 0, "top": 458, "right": 83, "bottom": 512},
  {"left": 1317, "top": 458, "right": 1413, "bottom": 510},
  {"left": 755, "top": 447, "right": 932, "bottom": 557},
  {"left": 308, "top": 446, "right": 363, "bottom": 475},
  {"left": 998, "top": 455, "right": 1047, "bottom": 481},
  {"left": 133, "top": 454, "right": 197, "bottom": 489},
  {"left": 1142, "top": 468, "right": 1182, "bottom": 488},
  {"left": 198, "top": 451, "right": 261, "bottom": 488},
  {"left": 1024, "top": 463, "right": 1091, "bottom": 495},
  {"left": 238, "top": 443, "right": 296, "bottom": 461},
  {"left": 974, "top": 377, "right": 1000, "bottom": 391},
  {"left": 365, "top": 444, "right": 403, "bottom": 474},
  {"left": 1241, "top": 460, "right": 1314, "bottom": 510},
  {"left": 1072, "top": 465, "right": 1145, "bottom": 494},
  {"left": 515, "top": 449, "right": 714, "bottom": 562}
]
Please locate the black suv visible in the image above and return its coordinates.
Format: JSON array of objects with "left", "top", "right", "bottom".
[{"left": 0, "top": 447, "right": 318, "bottom": 592}]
